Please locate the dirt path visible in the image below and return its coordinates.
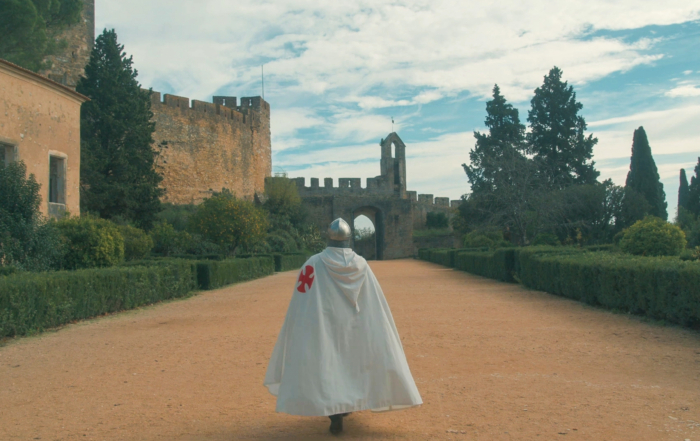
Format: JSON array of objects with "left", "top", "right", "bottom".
[{"left": 1, "top": 259, "right": 700, "bottom": 440}]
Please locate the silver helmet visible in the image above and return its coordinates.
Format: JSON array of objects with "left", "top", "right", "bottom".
[{"left": 328, "top": 218, "right": 352, "bottom": 241}]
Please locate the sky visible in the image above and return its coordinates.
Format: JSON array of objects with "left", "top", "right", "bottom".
[{"left": 97, "top": 0, "right": 700, "bottom": 227}]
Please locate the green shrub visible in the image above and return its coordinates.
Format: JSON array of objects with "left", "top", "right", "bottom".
[
  {"left": 515, "top": 249, "right": 700, "bottom": 326},
  {"left": 150, "top": 222, "right": 192, "bottom": 256},
  {"left": 276, "top": 253, "right": 309, "bottom": 272},
  {"left": 464, "top": 233, "right": 493, "bottom": 248},
  {"left": 680, "top": 247, "right": 700, "bottom": 262},
  {"left": 195, "top": 257, "right": 274, "bottom": 290},
  {"left": 620, "top": 216, "right": 686, "bottom": 256},
  {"left": 463, "top": 229, "right": 508, "bottom": 248},
  {"left": 266, "top": 230, "right": 298, "bottom": 253},
  {"left": 188, "top": 190, "right": 268, "bottom": 254},
  {"left": 156, "top": 203, "right": 197, "bottom": 231},
  {"left": 426, "top": 212, "right": 449, "bottom": 229},
  {"left": 120, "top": 225, "right": 153, "bottom": 261},
  {"left": 57, "top": 216, "right": 124, "bottom": 269},
  {"left": 0, "top": 261, "right": 196, "bottom": 337},
  {"left": 0, "top": 266, "right": 18, "bottom": 277},
  {"left": 584, "top": 244, "right": 616, "bottom": 252},
  {"left": 455, "top": 248, "right": 517, "bottom": 282},
  {"left": 0, "top": 161, "right": 65, "bottom": 271},
  {"left": 532, "top": 232, "right": 560, "bottom": 246}
]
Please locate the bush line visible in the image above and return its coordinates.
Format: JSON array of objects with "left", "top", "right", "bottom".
[
  {"left": 419, "top": 246, "right": 700, "bottom": 327},
  {"left": 0, "top": 253, "right": 312, "bottom": 338}
]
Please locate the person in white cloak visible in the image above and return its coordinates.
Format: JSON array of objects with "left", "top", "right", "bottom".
[{"left": 264, "top": 218, "right": 422, "bottom": 435}]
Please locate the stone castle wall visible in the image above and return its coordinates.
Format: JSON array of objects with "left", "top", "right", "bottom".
[
  {"left": 39, "top": 0, "right": 95, "bottom": 88},
  {"left": 150, "top": 92, "right": 271, "bottom": 205}
]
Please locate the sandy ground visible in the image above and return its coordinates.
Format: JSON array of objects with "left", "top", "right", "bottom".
[{"left": 1, "top": 259, "right": 700, "bottom": 441}]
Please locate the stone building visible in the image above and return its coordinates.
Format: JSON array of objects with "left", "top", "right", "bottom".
[
  {"left": 0, "top": 59, "right": 89, "bottom": 218},
  {"left": 284, "top": 132, "right": 461, "bottom": 260},
  {"left": 149, "top": 93, "right": 271, "bottom": 204},
  {"left": 39, "top": 0, "right": 95, "bottom": 88}
]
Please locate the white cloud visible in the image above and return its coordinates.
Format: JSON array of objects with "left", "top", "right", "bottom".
[
  {"left": 94, "top": 0, "right": 700, "bottom": 208},
  {"left": 590, "top": 104, "right": 700, "bottom": 160},
  {"left": 666, "top": 84, "right": 700, "bottom": 98},
  {"left": 98, "top": 0, "right": 700, "bottom": 106}
]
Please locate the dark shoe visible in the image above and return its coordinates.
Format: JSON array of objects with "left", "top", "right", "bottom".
[{"left": 329, "top": 414, "right": 343, "bottom": 435}]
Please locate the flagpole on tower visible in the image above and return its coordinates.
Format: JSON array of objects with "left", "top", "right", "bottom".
[{"left": 391, "top": 116, "right": 394, "bottom": 133}]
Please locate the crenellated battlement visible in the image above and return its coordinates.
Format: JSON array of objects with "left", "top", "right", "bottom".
[
  {"left": 148, "top": 89, "right": 271, "bottom": 205},
  {"left": 289, "top": 176, "right": 456, "bottom": 208},
  {"left": 148, "top": 90, "right": 269, "bottom": 127},
  {"left": 289, "top": 176, "right": 394, "bottom": 195}
]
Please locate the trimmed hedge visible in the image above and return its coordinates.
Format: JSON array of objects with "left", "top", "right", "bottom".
[
  {"left": 276, "top": 253, "right": 309, "bottom": 272},
  {"left": 515, "top": 250, "right": 700, "bottom": 325},
  {"left": 454, "top": 248, "right": 517, "bottom": 282},
  {"left": 419, "top": 246, "right": 700, "bottom": 327},
  {"left": 0, "top": 261, "right": 196, "bottom": 337},
  {"left": 195, "top": 257, "right": 274, "bottom": 290},
  {"left": 0, "top": 256, "right": 284, "bottom": 338}
]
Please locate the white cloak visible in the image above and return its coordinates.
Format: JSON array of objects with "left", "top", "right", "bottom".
[{"left": 264, "top": 247, "right": 422, "bottom": 416}]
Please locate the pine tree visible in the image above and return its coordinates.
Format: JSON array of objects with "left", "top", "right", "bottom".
[
  {"left": 76, "top": 29, "right": 163, "bottom": 229},
  {"left": 678, "top": 168, "right": 690, "bottom": 213},
  {"left": 688, "top": 157, "right": 700, "bottom": 216},
  {"left": 624, "top": 126, "right": 667, "bottom": 220},
  {"left": 462, "top": 84, "right": 527, "bottom": 194},
  {"left": 527, "top": 67, "right": 599, "bottom": 189}
]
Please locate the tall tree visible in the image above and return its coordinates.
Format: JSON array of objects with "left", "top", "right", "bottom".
[
  {"left": 527, "top": 66, "right": 599, "bottom": 189},
  {"left": 688, "top": 157, "right": 700, "bottom": 216},
  {"left": 0, "top": 0, "right": 83, "bottom": 71},
  {"left": 624, "top": 126, "right": 667, "bottom": 220},
  {"left": 678, "top": 168, "right": 690, "bottom": 214},
  {"left": 463, "top": 84, "right": 527, "bottom": 194},
  {"left": 76, "top": 29, "right": 163, "bottom": 229}
]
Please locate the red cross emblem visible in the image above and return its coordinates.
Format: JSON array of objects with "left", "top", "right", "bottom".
[{"left": 297, "top": 265, "right": 315, "bottom": 293}]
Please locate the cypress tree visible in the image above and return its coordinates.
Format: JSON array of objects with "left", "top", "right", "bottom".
[
  {"left": 463, "top": 84, "right": 527, "bottom": 194},
  {"left": 678, "top": 168, "right": 690, "bottom": 212},
  {"left": 76, "top": 29, "right": 163, "bottom": 229},
  {"left": 527, "top": 67, "right": 599, "bottom": 189},
  {"left": 624, "top": 126, "right": 667, "bottom": 220},
  {"left": 688, "top": 157, "right": 700, "bottom": 216}
]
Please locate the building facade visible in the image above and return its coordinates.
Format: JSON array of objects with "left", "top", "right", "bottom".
[{"left": 0, "top": 59, "right": 88, "bottom": 218}]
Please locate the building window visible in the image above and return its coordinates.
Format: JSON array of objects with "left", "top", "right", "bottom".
[
  {"left": 49, "top": 156, "right": 66, "bottom": 204},
  {"left": 2, "top": 143, "right": 13, "bottom": 167}
]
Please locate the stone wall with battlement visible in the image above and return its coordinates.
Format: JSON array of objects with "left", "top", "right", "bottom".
[
  {"left": 150, "top": 91, "right": 271, "bottom": 204},
  {"left": 292, "top": 176, "right": 460, "bottom": 231},
  {"left": 39, "top": 0, "right": 95, "bottom": 89}
]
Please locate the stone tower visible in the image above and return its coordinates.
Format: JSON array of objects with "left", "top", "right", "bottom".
[
  {"left": 380, "top": 132, "right": 407, "bottom": 198},
  {"left": 39, "top": 0, "right": 95, "bottom": 88}
]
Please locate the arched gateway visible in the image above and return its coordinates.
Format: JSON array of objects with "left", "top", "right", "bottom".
[{"left": 269, "top": 133, "right": 461, "bottom": 259}]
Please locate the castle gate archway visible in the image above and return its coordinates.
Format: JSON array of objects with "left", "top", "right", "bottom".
[
  {"left": 271, "top": 132, "right": 460, "bottom": 259},
  {"left": 352, "top": 206, "right": 384, "bottom": 260}
]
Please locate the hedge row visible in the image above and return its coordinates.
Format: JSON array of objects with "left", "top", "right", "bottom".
[
  {"left": 419, "top": 246, "right": 700, "bottom": 327},
  {"left": 0, "top": 256, "right": 279, "bottom": 338},
  {"left": 275, "top": 253, "right": 309, "bottom": 272},
  {"left": 0, "top": 261, "right": 196, "bottom": 337},
  {"left": 196, "top": 257, "right": 274, "bottom": 290}
]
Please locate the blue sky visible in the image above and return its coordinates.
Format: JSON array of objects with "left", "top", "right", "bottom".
[{"left": 97, "top": 0, "right": 700, "bottom": 222}]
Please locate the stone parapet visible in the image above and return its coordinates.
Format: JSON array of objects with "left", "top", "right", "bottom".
[
  {"left": 290, "top": 176, "right": 396, "bottom": 196},
  {"left": 151, "top": 92, "right": 271, "bottom": 205}
]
